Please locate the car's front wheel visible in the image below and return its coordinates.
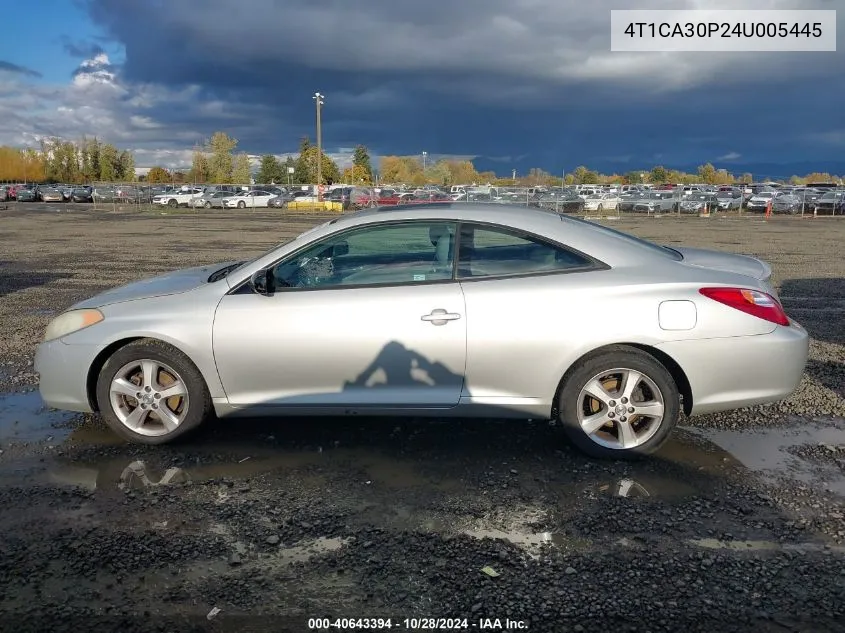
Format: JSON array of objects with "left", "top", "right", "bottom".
[
  {"left": 557, "top": 346, "right": 680, "bottom": 459},
  {"left": 96, "top": 339, "right": 213, "bottom": 444},
  {"left": 237, "top": 201, "right": 246, "bottom": 208},
  {"left": 204, "top": 201, "right": 212, "bottom": 208}
]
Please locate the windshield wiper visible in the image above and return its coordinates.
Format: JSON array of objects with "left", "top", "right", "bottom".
[{"left": 208, "top": 261, "right": 246, "bottom": 282}]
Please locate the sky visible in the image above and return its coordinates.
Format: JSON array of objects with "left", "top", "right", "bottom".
[{"left": 0, "top": 0, "right": 843, "bottom": 177}]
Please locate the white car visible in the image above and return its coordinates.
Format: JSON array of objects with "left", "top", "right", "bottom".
[
  {"left": 746, "top": 191, "right": 777, "bottom": 212},
  {"left": 222, "top": 190, "right": 276, "bottom": 209},
  {"left": 152, "top": 188, "right": 204, "bottom": 207},
  {"left": 583, "top": 193, "right": 620, "bottom": 212}
]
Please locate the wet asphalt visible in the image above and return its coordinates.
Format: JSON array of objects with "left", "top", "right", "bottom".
[{"left": 1, "top": 204, "right": 844, "bottom": 632}]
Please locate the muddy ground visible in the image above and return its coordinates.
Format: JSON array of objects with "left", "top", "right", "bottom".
[{"left": 1, "top": 205, "right": 844, "bottom": 632}]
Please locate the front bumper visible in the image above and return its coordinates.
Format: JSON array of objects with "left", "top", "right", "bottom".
[
  {"left": 34, "top": 339, "right": 102, "bottom": 413},
  {"left": 656, "top": 322, "right": 809, "bottom": 416}
]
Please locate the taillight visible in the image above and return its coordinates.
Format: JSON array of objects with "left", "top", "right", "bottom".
[{"left": 699, "top": 287, "right": 790, "bottom": 326}]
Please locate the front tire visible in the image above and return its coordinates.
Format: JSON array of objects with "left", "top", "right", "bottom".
[
  {"left": 237, "top": 201, "right": 246, "bottom": 209},
  {"left": 204, "top": 201, "right": 212, "bottom": 208},
  {"left": 96, "top": 339, "right": 213, "bottom": 445},
  {"left": 168, "top": 199, "right": 177, "bottom": 208},
  {"left": 556, "top": 346, "right": 680, "bottom": 459}
]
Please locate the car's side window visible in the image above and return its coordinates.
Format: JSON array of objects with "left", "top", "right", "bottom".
[
  {"left": 272, "top": 221, "right": 457, "bottom": 289},
  {"left": 457, "top": 224, "right": 592, "bottom": 279}
]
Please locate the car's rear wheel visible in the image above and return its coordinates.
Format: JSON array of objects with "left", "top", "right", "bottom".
[
  {"left": 556, "top": 347, "right": 679, "bottom": 459},
  {"left": 96, "top": 339, "right": 213, "bottom": 445}
]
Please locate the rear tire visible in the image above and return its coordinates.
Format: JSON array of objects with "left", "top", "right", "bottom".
[
  {"left": 96, "top": 339, "right": 213, "bottom": 445},
  {"left": 556, "top": 346, "right": 680, "bottom": 459}
]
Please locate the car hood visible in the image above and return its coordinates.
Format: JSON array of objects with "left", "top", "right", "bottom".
[
  {"left": 674, "top": 247, "right": 771, "bottom": 281},
  {"left": 71, "top": 261, "right": 240, "bottom": 309}
]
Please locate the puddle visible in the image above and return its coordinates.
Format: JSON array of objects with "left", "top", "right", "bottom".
[
  {"left": 689, "top": 538, "right": 845, "bottom": 553},
  {"left": 46, "top": 454, "right": 318, "bottom": 492},
  {"left": 0, "top": 391, "right": 77, "bottom": 444},
  {"left": 273, "top": 536, "right": 348, "bottom": 564},
  {"left": 689, "top": 418, "right": 845, "bottom": 495},
  {"left": 582, "top": 475, "right": 698, "bottom": 499}
]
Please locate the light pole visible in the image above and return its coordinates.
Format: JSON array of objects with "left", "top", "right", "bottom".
[
  {"left": 313, "top": 92, "right": 324, "bottom": 199},
  {"left": 422, "top": 151, "right": 427, "bottom": 181}
]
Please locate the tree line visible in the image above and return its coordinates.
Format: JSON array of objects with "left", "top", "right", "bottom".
[
  {"left": 1, "top": 131, "right": 842, "bottom": 187},
  {"left": 0, "top": 138, "right": 135, "bottom": 183}
]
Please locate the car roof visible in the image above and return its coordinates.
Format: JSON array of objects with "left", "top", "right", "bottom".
[{"left": 314, "top": 203, "right": 679, "bottom": 267}]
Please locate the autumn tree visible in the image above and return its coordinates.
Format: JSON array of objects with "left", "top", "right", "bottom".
[
  {"left": 341, "top": 164, "right": 371, "bottom": 184},
  {"left": 256, "top": 154, "right": 283, "bottom": 184},
  {"left": 189, "top": 148, "right": 210, "bottom": 183},
  {"left": 697, "top": 163, "right": 717, "bottom": 184},
  {"left": 378, "top": 156, "right": 422, "bottom": 183},
  {"left": 206, "top": 131, "right": 238, "bottom": 183},
  {"left": 146, "top": 166, "right": 171, "bottom": 183},
  {"left": 232, "top": 153, "right": 252, "bottom": 184}
]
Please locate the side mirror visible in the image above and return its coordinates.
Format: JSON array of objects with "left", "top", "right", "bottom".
[{"left": 249, "top": 269, "right": 276, "bottom": 296}]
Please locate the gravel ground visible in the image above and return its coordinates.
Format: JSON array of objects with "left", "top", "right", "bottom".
[{"left": 1, "top": 206, "right": 844, "bottom": 632}]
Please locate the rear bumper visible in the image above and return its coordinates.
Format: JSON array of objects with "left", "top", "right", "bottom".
[
  {"left": 34, "top": 339, "right": 99, "bottom": 413},
  {"left": 656, "top": 323, "right": 809, "bottom": 416}
]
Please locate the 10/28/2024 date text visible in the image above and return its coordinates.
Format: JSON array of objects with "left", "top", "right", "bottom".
[{"left": 308, "top": 618, "right": 529, "bottom": 630}]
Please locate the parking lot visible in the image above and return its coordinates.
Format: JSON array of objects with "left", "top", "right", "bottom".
[{"left": 1, "top": 205, "right": 844, "bottom": 632}]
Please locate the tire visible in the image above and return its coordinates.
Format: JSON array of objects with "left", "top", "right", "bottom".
[
  {"left": 204, "top": 201, "right": 212, "bottom": 208},
  {"left": 556, "top": 346, "right": 680, "bottom": 459},
  {"left": 168, "top": 199, "right": 177, "bottom": 208},
  {"left": 95, "top": 339, "right": 213, "bottom": 445},
  {"left": 238, "top": 201, "right": 246, "bottom": 209},
  {"left": 597, "top": 205, "right": 604, "bottom": 212}
]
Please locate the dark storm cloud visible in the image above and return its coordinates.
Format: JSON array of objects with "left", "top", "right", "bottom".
[
  {"left": 0, "top": 60, "right": 42, "bottom": 78},
  {"left": 26, "top": 0, "right": 845, "bottom": 171}
]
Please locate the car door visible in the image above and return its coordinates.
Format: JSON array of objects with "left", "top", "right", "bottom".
[
  {"left": 455, "top": 222, "right": 598, "bottom": 402},
  {"left": 212, "top": 220, "right": 467, "bottom": 409}
]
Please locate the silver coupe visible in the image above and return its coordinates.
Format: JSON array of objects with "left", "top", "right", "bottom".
[{"left": 35, "top": 204, "right": 808, "bottom": 459}]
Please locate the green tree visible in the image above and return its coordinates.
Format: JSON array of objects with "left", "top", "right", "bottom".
[
  {"left": 293, "top": 137, "right": 313, "bottom": 183},
  {"left": 146, "top": 166, "right": 171, "bottom": 183},
  {"left": 232, "top": 153, "right": 252, "bottom": 184},
  {"left": 98, "top": 143, "right": 118, "bottom": 181},
  {"left": 299, "top": 147, "right": 339, "bottom": 184},
  {"left": 649, "top": 165, "right": 668, "bottom": 183},
  {"left": 740, "top": 172, "right": 753, "bottom": 183},
  {"left": 117, "top": 150, "right": 135, "bottom": 181},
  {"left": 624, "top": 171, "right": 647, "bottom": 184},
  {"left": 206, "top": 131, "right": 238, "bottom": 183},
  {"left": 352, "top": 145, "right": 372, "bottom": 180},
  {"left": 256, "top": 154, "right": 283, "bottom": 184}
]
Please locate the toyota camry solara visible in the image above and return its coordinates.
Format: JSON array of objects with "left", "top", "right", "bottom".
[{"left": 35, "top": 204, "right": 809, "bottom": 459}]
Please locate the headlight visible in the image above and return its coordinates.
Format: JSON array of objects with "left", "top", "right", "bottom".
[{"left": 44, "top": 309, "right": 104, "bottom": 342}]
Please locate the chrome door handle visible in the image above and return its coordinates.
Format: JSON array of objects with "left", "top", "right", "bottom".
[{"left": 421, "top": 309, "right": 461, "bottom": 325}]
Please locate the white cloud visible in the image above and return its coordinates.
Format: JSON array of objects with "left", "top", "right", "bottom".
[{"left": 718, "top": 152, "right": 741, "bottom": 160}]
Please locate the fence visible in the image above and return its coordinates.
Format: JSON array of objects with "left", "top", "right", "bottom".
[{"left": 2, "top": 181, "right": 843, "bottom": 218}]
